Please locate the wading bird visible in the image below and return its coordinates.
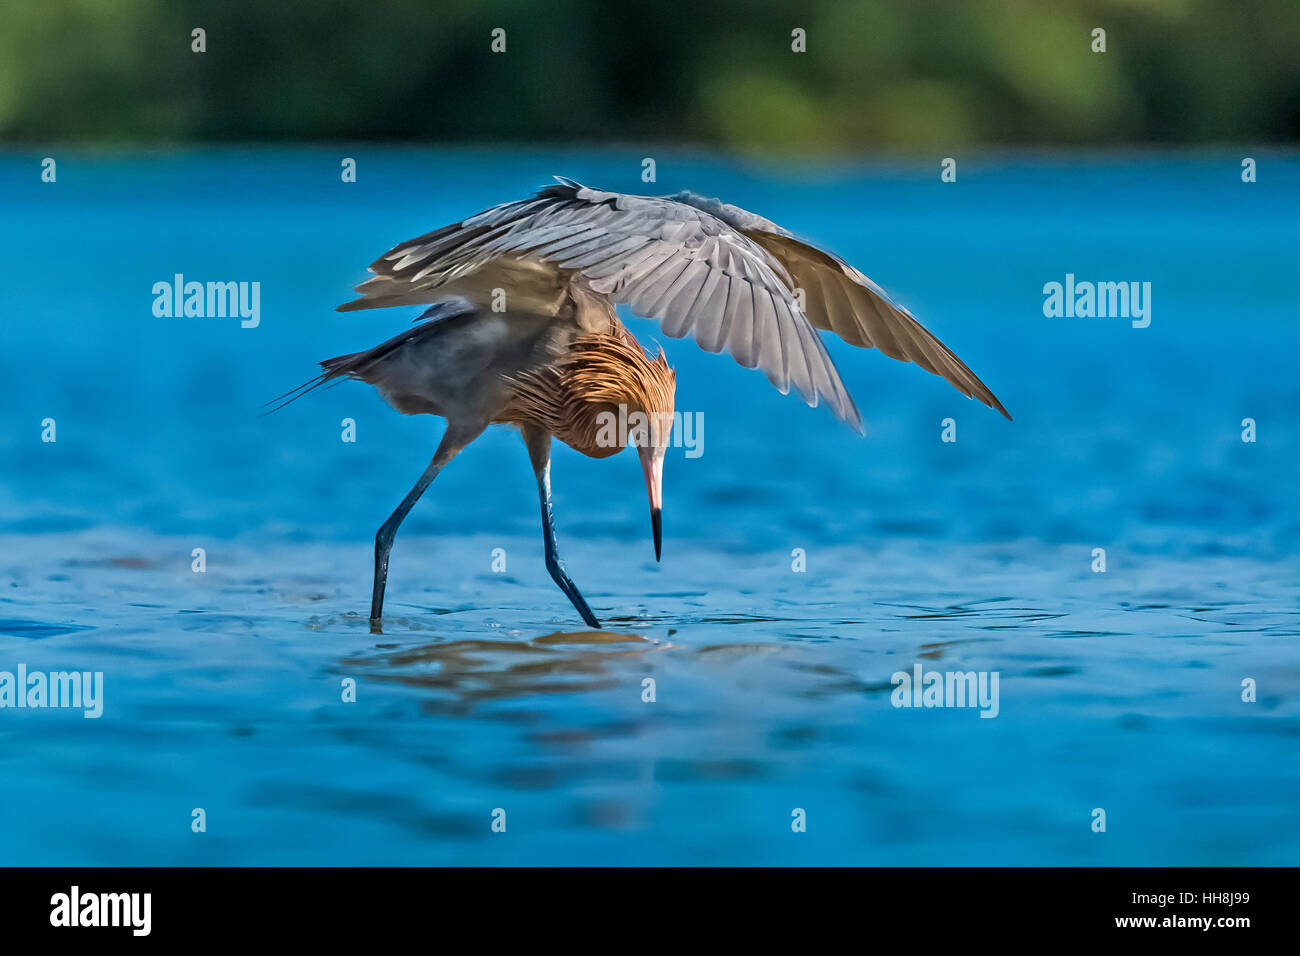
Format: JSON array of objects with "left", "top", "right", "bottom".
[{"left": 273, "top": 178, "right": 1009, "bottom": 631}]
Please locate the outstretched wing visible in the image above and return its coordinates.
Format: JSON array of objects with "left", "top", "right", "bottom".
[
  {"left": 671, "top": 190, "right": 1011, "bottom": 420},
  {"left": 339, "top": 178, "right": 862, "bottom": 431}
]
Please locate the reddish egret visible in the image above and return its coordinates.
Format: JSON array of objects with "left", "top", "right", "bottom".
[{"left": 274, "top": 178, "right": 1009, "bottom": 630}]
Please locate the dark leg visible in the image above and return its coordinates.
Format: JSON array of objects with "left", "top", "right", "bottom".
[
  {"left": 523, "top": 428, "right": 601, "bottom": 629},
  {"left": 371, "top": 422, "right": 482, "bottom": 633}
]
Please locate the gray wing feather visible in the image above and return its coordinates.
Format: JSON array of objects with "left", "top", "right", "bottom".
[
  {"left": 691, "top": 268, "right": 731, "bottom": 352},
  {"left": 338, "top": 179, "right": 864, "bottom": 429}
]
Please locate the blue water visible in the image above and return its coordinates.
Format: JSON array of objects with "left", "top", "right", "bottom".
[{"left": 1, "top": 149, "right": 1297, "bottom": 865}]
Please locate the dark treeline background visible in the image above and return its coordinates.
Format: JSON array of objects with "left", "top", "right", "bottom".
[{"left": 3, "top": 0, "right": 1297, "bottom": 151}]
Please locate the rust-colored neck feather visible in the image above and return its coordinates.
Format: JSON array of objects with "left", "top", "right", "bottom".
[{"left": 499, "top": 333, "right": 676, "bottom": 458}]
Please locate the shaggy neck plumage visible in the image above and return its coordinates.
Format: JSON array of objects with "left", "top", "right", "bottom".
[{"left": 499, "top": 334, "right": 675, "bottom": 458}]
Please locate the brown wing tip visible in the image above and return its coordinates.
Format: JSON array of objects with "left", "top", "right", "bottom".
[{"left": 983, "top": 392, "right": 1013, "bottom": 421}]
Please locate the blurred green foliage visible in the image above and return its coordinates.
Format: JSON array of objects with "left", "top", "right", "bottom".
[{"left": 2, "top": 0, "right": 1296, "bottom": 151}]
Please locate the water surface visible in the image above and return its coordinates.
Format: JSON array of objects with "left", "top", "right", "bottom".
[{"left": 1, "top": 150, "right": 1296, "bottom": 864}]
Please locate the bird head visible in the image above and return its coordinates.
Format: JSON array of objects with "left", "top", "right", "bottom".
[
  {"left": 504, "top": 333, "right": 676, "bottom": 560},
  {"left": 563, "top": 335, "right": 675, "bottom": 561},
  {"left": 633, "top": 398, "right": 672, "bottom": 562},
  {"left": 622, "top": 348, "right": 675, "bottom": 563}
]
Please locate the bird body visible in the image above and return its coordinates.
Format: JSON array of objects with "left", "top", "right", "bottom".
[
  {"left": 321, "top": 299, "right": 577, "bottom": 422},
  {"left": 315, "top": 295, "right": 675, "bottom": 459},
  {"left": 277, "top": 178, "right": 1009, "bottom": 630}
]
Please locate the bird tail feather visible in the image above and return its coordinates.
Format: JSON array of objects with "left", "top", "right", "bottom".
[
  {"left": 262, "top": 298, "right": 477, "bottom": 416},
  {"left": 259, "top": 352, "right": 362, "bottom": 416}
]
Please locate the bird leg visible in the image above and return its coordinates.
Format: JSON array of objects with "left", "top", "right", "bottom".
[
  {"left": 370, "top": 422, "right": 483, "bottom": 633},
  {"left": 523, "top": 427, "right": 601, "bottom": 629}
]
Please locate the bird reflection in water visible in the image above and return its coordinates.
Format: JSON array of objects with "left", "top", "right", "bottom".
[{"left": 338, "top": 628, "right": 663, "bottom": 710}]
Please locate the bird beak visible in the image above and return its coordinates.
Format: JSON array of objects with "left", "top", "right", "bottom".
[{"left": 638, "top": 445, "right": 664, "bottom": 561}]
